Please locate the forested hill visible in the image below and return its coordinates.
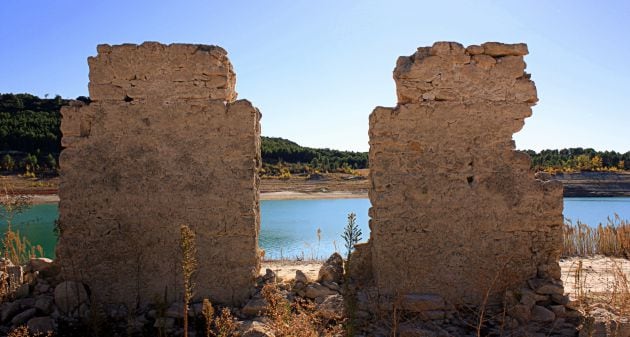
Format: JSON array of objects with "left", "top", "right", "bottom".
[
  {"left": 0, "top": 93, "right": 628, "bottom": 175},
  {"left": 261, "top": 137, "right": 368, "bottom": 173}
]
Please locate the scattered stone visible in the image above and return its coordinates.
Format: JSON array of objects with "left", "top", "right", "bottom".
[
  {"left": 15, "top": 283, "right": 30, "bottom": 299},
  {"left": 54, "top": 281, "right": 89, "bottom": 314},
  {"left": 321, "top": 281, "right": 340, "bottom": 292},
  {"left": 27, "top": 316, "right": 55, "bottom": 334},
  {"left": 166, "top": 302, "right": 185, "bottom": 319},
  {"left": 535, "top": 284, "right": 564, "bottom": 296},
  {"left": 295, "top": 270, "right": 309, "bottom": 284},
  {"left": 304, "top": 283, "right": 338, "bottom": 299},
  {"left": 509, "top": 304, "right": 531, "bottom": 324},
  {"left": 1, "top": 301, "right": 22, "bottom": 322},
  {"left": 242, "top": 298, "right": 268, "bottom": 316},
  {"left": 240, "top": 320, "right": 275, "bottom": 337},
  {"left": 530, "top": 305, "right": 555, "bottom": 322},
  {"left": 263, "top": 269, "right": 277, "bottom": 283},
  {"left": 550, "top": 305, "right": 566, "bottom": 318},
  {"left": 11, "top": 308, "right": 37, "bottom": 326},
  {"left": 317, "top": 253, "right": 344, "bottom": 283},
  {"left": 28, "top": 258, "right": 54, "bottom": 272},
  {"left": 154, "top": 317, "right": 175, "bottom": 329},
  {"left": 34, "top": 296, "right": 54, "bottom": 314}
]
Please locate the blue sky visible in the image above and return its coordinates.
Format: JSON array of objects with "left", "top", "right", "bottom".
[{"left": 1, "top": 0, "right": 628, "bottom": 152}]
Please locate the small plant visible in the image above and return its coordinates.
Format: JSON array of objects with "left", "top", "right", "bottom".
[
  {"left": 202, "top": 298, "right": 215, "bottom": 337},
  {"left": 213, "top": 308, "right": 237, "bottom": 337},
  {"left": 180, "top": 224, "right": 198, "bottom": 337},
  {"left": 341, "top": 212, "right": 362, "bottom": 260}
]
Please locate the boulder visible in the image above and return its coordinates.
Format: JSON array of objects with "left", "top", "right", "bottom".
[
  {"left": 28, "top": 258, "right": 54, "bottom": 272},
  {"left": 242, "top": 298, "right": 268, "bottom": 316},
  {"left": 317, "top": 253, "right": 344, "bottom": 283},
  {"left": 34, "top": 296, "right": 54, "bottom": 314},
  {"left": 295, "top": 270, "right": 309, "bottom": 284},
  {"left": 11, "top": 308, "right": 37, "bottom": 325},
  {"left": 241, "top": 320, "right": 275, "bottom": 337},
  {"left": 317, "top": 294, "right": 345, "bottom": 319},
  {"left": 27, "top": 316, "right": 55, "bottom": 334},
  {"left": 54, "top": 281, "right": 89, "bottom": 314},
  {"left": 304, "top": 283, "right": 338, "bottom": 299},
  {"left": 1, "top": 301, "right": 22, "bottom": 322},
  {"left": 531, "top": 305, "right": 555, "bottom": 322}
]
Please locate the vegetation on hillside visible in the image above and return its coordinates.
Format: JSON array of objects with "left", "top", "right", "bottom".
[
  {"left": 261, "top": 137, "right": 368, "bottom": 177},
  {"left": 526, "top": 148, "right": 630, "bottom": 173}
]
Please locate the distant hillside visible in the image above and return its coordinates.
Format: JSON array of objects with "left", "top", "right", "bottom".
[{"left": 261, "top": 137, "right": 368, "bottom": 175}]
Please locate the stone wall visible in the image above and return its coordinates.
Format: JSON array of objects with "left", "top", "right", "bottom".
[
  {"left": 366, "top": 42, "right": 564, "bottom": 305},
  {"left": 57, "top": 42, "right": 261, "bottom": 307}
]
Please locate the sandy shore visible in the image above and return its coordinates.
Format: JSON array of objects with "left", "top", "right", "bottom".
[{"left": 28, "top": 191, "right": 368, "bottom": 204}]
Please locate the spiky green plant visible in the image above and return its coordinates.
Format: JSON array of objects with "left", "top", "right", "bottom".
[{"left": 342, "top": 212, "right": 362, "bottom": 260}]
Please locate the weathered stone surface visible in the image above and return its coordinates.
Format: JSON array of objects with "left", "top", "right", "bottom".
[
  {"left": 11, "top": 308, "right": 36, "bottom": 326},
  {"left": 242, "top": 298, "right": 268, "bottom": 316},
  {"left": 57, "top": 42, "right": 261, "bottom": 307},
  {"left": 481, "top": 42, "right": 529, "bottom": 56},
  {"left": 54, "top": 281, "right": 89, "bottom": 314},
  {"left": 531, "top": 305, "right": 555, "bottom": 322},
  {"left": 27, "top": 316, "right": 55, "bottom": 334},
  {"left": 304, "top": 283, "right": 338, "bottom": 299},
  {"left": 240, "top": 320, "right": 276, "bottom": 337},
  {"left": 400, "top": 294, "right": 446, "bottom": 312},
  {"left": 364, "top": 42, "right": 564, "bottom": 307},
  {"left": 317, "top": 294, "right": 345, "bottom": 319},
  {"left": 317, "top": 253, "right": 344, "bottom": 283},
  {"left": 28, "top": 258, "right": 53, "bottom": 272}
]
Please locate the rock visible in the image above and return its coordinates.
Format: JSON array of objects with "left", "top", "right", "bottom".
[
  {"left": 318, "top": 294, "right": 345, "bottom": 319},
  {"left": 0, "top": 257, "right": 14, "bottom": 268},
  {"left": 27, "top": 316, "right": 55, "bottom": 334},
  {"left": 465, "top": 45, "right": 484, "bottom": 55},
  {"left": 166, "top": 302, "right": 185, "bottom": 319},
  {"left": 509, "top": 304, "right": 531, "bottom": 324},
  {"left": 28, "top": 258, "right": 53, "bottom": 272},
  {"left": 263, "top": 269, "right": 277, "bottom": 283},
  {"left": 11, "top": 308, "right": 37, "bottom": 325},
  {"left": 321, "top": 281, "right": 340, "bottom": 292},
  {"left": 78, "top": 303, "right": 90, "bottom": 319},
  {"left": 530, "top": 305, "right": 555, "bottom": 322},
  {"left": 154, "top": 317, "right": 175, "bottom": 329},
  {"left": 400, "top": 294, "right": 446, "bottom": 312},
  {"left": 317, "top": 253, "right": 344, "bottom": 283},
  {"left": 481, "top": 42, "right": 528, "bottom": 56},
  {"left": 240, "top": 320, "right": 275, "bottom": 337},
  {"left": 550, "top": 305, "right": 566, "bottom": 318},
  {"left": 304, "top": 283, "right": 338, "bottom": 299},
  {"left": 535, "top": 283, "right": 564, "bottom": 296},
  {"left": 242, "top": 298, "right": 268, "bottom": 316},
  {"left": 34, "top": 296, "right": 54, "bottom": 314},
  {"left": 520, "top": 288, "right": 548, "bottom": 308},
  {"left": 1, "top": 301, "right": 22, "bottom": 322},
  {"left": 295, "top": 270, "right": 309, "bottom": 284},
  {"left": 24, "top": 271, "right": 38, "bottom": 285},
  {"left": 54, "top": 281, "right": 89, "bottom": 314},
  {"left": 15, "top": 283, "right": 30, "bottom": 298},
  {"left": 552, "top": 293, "right": 570, "bottom": 305},
  {"left": 34, "top": 282, "right": 50, "bottom": 295}
]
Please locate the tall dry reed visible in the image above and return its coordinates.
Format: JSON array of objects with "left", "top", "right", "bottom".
[{"left": 562, "top": 215, "right": 630, "bottom": 258}]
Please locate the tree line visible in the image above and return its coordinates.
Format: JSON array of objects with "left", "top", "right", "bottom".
[{"left": 0, "top": 93, "right": 628, "bottom": 177}]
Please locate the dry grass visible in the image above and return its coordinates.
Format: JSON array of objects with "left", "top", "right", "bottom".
[
  {"left": 7, "top": 326, "right": 53, "bottom": 337},
  {"left": 563, "top": 215, "right": 630, "bottom": 258},
  {"left": 260, "top": 283, "right": 343, "bottom": 337}
]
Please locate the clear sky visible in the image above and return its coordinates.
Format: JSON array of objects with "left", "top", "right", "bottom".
[{"left": 1, "top": 0, "right": 628, "bottom": 152}]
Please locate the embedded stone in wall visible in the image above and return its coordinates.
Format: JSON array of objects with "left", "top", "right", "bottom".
[
  {"left": 367, "top": 42, "right": 564, "bottom": 305},
  {"left": 57, "top": 42, "right": 261, "bottom": 307}
]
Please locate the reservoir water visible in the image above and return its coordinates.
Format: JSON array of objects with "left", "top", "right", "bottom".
[{"left": 1, "top": 197, "right": 628, "bottom": 259}]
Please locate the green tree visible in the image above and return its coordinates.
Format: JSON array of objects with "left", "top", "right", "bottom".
[{"left": 1, "top": 154, "right": 15, "bottom": 171}]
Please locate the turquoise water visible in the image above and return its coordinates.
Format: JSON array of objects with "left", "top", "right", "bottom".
[{"left": 1, "top": 197, "right": 628, "bottom": 259}]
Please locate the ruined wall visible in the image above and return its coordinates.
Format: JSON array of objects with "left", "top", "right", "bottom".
[
  {"left": 57, "top": 42, "right": 260, "bottom": 307},
  {"left": 368, "top": 42, "right": 564, "bottom": 305}
]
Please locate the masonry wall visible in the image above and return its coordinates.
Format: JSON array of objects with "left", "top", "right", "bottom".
[
  {"left": 57, "top": 42, "right": 261, "bottom": 307},
  {"left": 368, "top": 42, "right": 564, "bottom": 304}
]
